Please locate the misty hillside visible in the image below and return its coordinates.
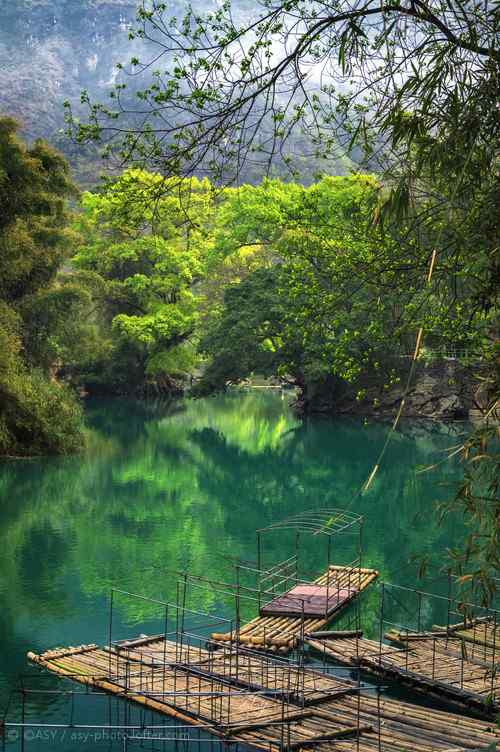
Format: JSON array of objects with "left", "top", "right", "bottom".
[
  {"left": 1, "top": 1, "right": 137, "bottom": 138},
  {"left": 0, "top": 1, "right": 141, "bottom": 183},
  {"left": 0, "top": 0, "right": 354, "bottom": 185}
]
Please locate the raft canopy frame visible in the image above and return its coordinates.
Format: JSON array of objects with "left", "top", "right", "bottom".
[
  {"left": 255, "top": 509, "right": 365, "bottom": 619},
  {"left": 256, "top": 509, "right": 363, "bottom": 537}
]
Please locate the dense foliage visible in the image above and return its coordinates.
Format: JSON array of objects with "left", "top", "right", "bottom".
[
  {"left": 71, "top": 170, "right": 217, "bottom": 392},
  {"left": 69, "top": 172, "right": 464, "bottom": 403},
  {"left": 197, "top": 175, "right": 492, "bottom": 409},
  {"left": 0, "top": 117, "right": 85, "bottom": 455}
]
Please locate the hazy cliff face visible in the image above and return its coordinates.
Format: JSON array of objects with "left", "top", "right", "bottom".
[
  {"left": 0, "top": 1, "right": 353, "bottom": 185},
  {"left": 0, "top": 1, "right": 139, "bottom": 141}
]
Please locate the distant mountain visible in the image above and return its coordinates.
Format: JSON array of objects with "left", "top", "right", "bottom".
[
  {"left": 0, "top": 1, "right": 354, "bottom": 186},
  {"left": 0, "top": 1, "right": 141, "bottom": 183},
  {"left": 1, "top": 2, "right": 138, "bottom": 135}
]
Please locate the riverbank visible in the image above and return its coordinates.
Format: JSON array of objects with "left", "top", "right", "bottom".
[{"left": 294, "top": 360, "right": 489, "bottom": 421}]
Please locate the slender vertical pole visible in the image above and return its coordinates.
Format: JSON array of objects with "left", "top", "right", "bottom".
[
  {"left": 108, "top": 589, "right": 114, "bottom": 677},
  {"left": 446, "top": 572, "right": 452, "bottom": 647},
  {"left": 460, "top": 639, "right": 464, "bottom": 690},
  {"left": 257, "top": 532, "right": 262, "bottom": 611},
  {"left": 125, "top": 659, "right": 130, "bottom": 708},
  {"left": 378, "top": 584, "right": 385, "bottom": 668},
  {"left": 227, "top": 632, "right": 232, "bottom": 726},
  {"left": 163, "top": 605, "right": 168, "bottom": 702},
  {"left": 280, "top": 681, "right": 285, "bottom": 752},
  {"left": 176, "top": 582, "right": 180, "bottom": 663},
  {"left": 295, "top": 533, "right": 300, "bottom": 582},
  {"left": 326, "top": 536, "right": 331, "bottom": 617},
  {"left": 20, "top": 687, "right": 25, "bottom": 752},
  {"left": 359, "top": 522, "right": 363, "bottom": 572},
  {"left": 358, "top": 523, "right": 363, "bottom": 631},
  {"left": 405, "top": 628, "right": 409, "bottom": 672},
  {"left": 299, "top": 600, "right": 305, "bottom": 672},
  {"left": 377, "top": 686, "right": 381, "bottom": 752},
  {"left": 235, "top": 565, "right": 240, "bottom": 683},
  {"left": 356, "top": 666, "right": 361, "bottom": 752},
  {"left": 491, "top": 610, "right": 497, "bottom": 696},
  {"left": 180, "top": 574, "right": 188, "bottom": 656}
]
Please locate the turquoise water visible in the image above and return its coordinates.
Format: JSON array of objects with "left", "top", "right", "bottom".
[{"left": 0, "top": 391, "right": 466, "bottom": 749}]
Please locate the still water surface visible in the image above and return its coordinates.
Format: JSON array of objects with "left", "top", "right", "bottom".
[{"left": 0, "top": 391, "right": 466, "bottom": 749}]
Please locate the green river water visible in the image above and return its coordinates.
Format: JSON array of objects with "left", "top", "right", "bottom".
[{"left": 0, "top": 390, "right": 468, "bottom": 749}]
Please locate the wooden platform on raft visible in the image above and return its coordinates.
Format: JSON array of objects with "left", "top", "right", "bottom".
[
  {"left": 261, "top": 586, "right": 355, "bottom": 618},
  {"left": 212, "top": 565, "right": 378, "bottom": 653},
  {"left": 28, "top": 636, "right": 500, "bottom": 752},
  {"left": 307, "top": 623, "right": 499, "bottom": 718}
]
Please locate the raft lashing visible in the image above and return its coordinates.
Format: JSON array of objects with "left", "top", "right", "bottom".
[{"left": 27, "top": 635, "right": 500, "bottom": 751}]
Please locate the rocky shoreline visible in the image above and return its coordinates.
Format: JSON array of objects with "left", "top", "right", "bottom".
[{"left": 294, "top": 360, "right": 489, "bottom": 422}]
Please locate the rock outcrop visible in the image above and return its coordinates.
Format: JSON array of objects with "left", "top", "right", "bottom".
[{"left": 296, "top": 360, "right": 487, "bottom": 421}]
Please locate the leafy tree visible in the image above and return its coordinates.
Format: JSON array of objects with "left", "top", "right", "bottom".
[
  {"left": 214, "top": 175, "right": 399, "bottom": 382},
  {"left": 67, "top": 0, "right": 497, "bottom": 371},
  {"left": 72, "top": 169, "right": 215, "bottom": 392},
  {"left": 68, "top": 1, "right": 497, "bottom": 189},
  {"left": 200, "top": 175, "right": 487, "bottom": 403},
  {"left": 0, "top": 117, "right": 85, "bottom": 455},
  {"left": 197, "top": 266, "right": 286, "bottom": 393}
]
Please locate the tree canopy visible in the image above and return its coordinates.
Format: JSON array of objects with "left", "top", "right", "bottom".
[
  {"left": 71, "top": 170, "right": 216, "bottom": 391},
  {"left": 198, "top": 175, "right": 492, "bottom": 401},
  {"left": 0, "top": 117, "right": 85, "bottom": 455},
  {"left": 68, "top": 1, "right": 498, "bottom": 190}
]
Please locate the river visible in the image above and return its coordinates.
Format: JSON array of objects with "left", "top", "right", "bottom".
[{"left": 0, "top": 390, "right": 466, "bottom": 749}]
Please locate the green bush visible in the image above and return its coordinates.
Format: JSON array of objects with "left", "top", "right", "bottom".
[{"left": 0, "top": 367, "right": 84, "bottom": 456}]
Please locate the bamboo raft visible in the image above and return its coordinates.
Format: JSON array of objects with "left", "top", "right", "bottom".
[
  {"left": 211, "top": 565, "right": 378, "bottom": 653},
  {"left": 27, "top": 636, "right": 500, "bottom": 751},
  {"left": 433, "top": 616, "right": 500, "bottom": 652},
  {"left": 307, "top": 622, "right": 499, "bottom": 717}
]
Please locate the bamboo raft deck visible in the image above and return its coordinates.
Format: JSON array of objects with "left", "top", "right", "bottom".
[
  {"left": 212, "top": 566, "right": 378, "bottom": 653},
  {"left": 433, "top": 617, "right": 500, "bottom": 653},
  {"left": 27, "top": 636, "right": 500, "bottom": 751},
  {"left": 307, "top": 622, "right": 500, "bottom": 717}
]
